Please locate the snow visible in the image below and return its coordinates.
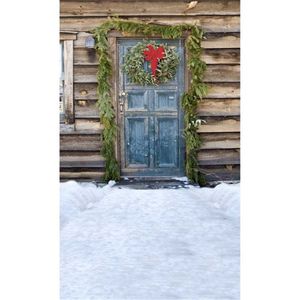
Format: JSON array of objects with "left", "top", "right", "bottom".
[{"left": 60, "top": 181, "right": 240, "bottom": 300}]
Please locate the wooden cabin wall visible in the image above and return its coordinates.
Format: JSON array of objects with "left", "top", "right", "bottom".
[{"left": 60, "top": 0, "right": 240, "bottom": 182}]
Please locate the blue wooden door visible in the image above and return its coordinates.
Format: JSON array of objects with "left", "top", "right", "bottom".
[{"left": 118, "top": 39, "right": 185, "bottom": 177}]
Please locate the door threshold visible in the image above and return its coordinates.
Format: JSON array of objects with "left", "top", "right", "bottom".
[{"left": 116, "top": 176, "right": 195, "bottom": 189}]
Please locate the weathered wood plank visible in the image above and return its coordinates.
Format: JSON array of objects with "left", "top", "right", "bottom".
[
  {"left": 60, "top": 123, "right": 75, "bottom": 133},
  {"left": 204, "top": 65, "right": 240, "bottom": 82},
  {"left": 202, "top": 33, "right": 240, "bottom": 49},
  {"left": 74, "top": 65, "right": 240, "bottom": 83},
  {"left": 74, "top": 48, "right": 98, "bottom": 65},
  {"left": 200, "top": 165, "right": 240, "bottom": 181},
  {"left": 60, "top": 134, "right": 101, "bottom": 151},
  {"left": 60, "top": 16, "right": 240, "bottom": 32},
  {"left": 60, "top": 1, "right": 240, "bottom": 17},
  {"left": 205, "top": 83, "right": 240, "bottom": 98},
  {"left": 64, "top": 40, "right": 74, "bottom": 123},
  {"left": 200, "top": 133, "right": 240, "bottom": 149},
  {"left": 75, "top": 99, "right": 98, "bottom": 118},
  {"left": 74, "top": 31, "right": 240, "bottom": 49},
  {"left": 75, "top": 119, "right": 102, "bottom": 131},
  {"left": 198, "top": 99, "right": 240, "bottom": 116},
  {"left": 60, "top": 171, "right": 104, "bottom": 180},
  {"left": 60, "top": 155, "right": 105, "bottom": 168},
  {"left": 60, "top": 32, "right": 77, "bottom": 40},
  {"left": 197, "top": 118, "right": 240, "bottom": 133},
  {"left": 74, "top": 83, "right": 240, "bottom": 100},
  {"left": 74, "top": 83, "right": 98, "bottom": 99},
  {"left": 198, "top": 149, "right": 240, "bottom": 165},
  {"left": 201, "top": 49, "right": 240, "bottom": 64},
  {"left": 74, "top": 48, "right": 240, "bottom": 66}
]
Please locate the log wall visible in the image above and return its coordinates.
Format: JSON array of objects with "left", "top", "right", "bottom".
[{"left": 60, "top": 0, "right": 240, "bottom": 182}]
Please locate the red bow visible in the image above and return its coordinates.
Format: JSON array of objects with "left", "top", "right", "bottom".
[{"left": 143, "top": 45, "right": 165, "bottom": 77}]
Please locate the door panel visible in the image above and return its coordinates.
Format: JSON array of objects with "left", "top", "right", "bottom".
[
  {"left": 118, "top": 39, "right": 185, "bottom": 177},
  {"left": 125, "top": 117, "right": 149, "bottom": 168},
  {"left": 155, "top": 91, "right": 178, "bottom": 111},
  {"left": 127, "top": 91, "right": 148, "bottom": 111},
  {"left": 155, "top": 117, "right": 178, "bottom": 168}
]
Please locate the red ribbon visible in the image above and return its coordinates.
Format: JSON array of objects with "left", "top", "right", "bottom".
[{"left": 143, "top": 45, "right": 165, "bottom": 77}]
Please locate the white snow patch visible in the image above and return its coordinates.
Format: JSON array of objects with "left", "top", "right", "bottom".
[
  {"left": 60, "top": 181, "right": 240, "bottom": 299},
  {"left": 171, "top": 176, "right": 189, "bottom": 182},
  {"left": 60, "top": 180, "right": 115, "bottom": 229}
]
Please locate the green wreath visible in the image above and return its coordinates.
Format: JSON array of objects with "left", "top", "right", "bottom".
[{"left": 123, "top": 41, "right": 180, "bottom": 85}]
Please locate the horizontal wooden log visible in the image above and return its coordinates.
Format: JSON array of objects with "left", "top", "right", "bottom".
[
  {"left": 200, "top": 165, "right": 240, "bottom": 181},
  {"left": 74, "top": 83, "right": 98, "bottom": 99},
  {"left": 60, "top": 123, "right": 75, "bottom": 133},
  {"left": 74, "top": 82, "right": 240, "bottom": 100},
  {"left": 75, "top": 119, "right": 102, "bottom": 131},
  {"left": 197, "top": 118, "right": 240, "bottom": 133},
  {"left": 205, "top": 83, "right": 240, "bottom": 98},
  {"left": 201, "top": 49, "right": 240, "bottom": 64},
  {"left": 60, "top": 16, "right": 240, "bottom": 33},
  {"left": 202, "top": 33, "right": 240, "bottom": 49},
  {"left": 200, "top": 133, "right": 240, "bottom": 149},
  {"left": 204, "top": 65, "right": 240, "bottom": 82},
  {"left": 74, "top": 65, "right": 240, "bottom": 83},
  {"left": 74, "top": 32, "right": 240, "bottom": 49},
  {"left": 198, "top": 99, "right": 240, "bottom": 116},
  {"left": 198, "top": 149, "right": 240, "bottom": 165},
  {"left": 60, "top": 134, "right": 101, "bottom": 151},
  {"left": 75, "top": 99, "right": 98, "bottom": 118},
  {"left": 60, "top": 171, "right": 104, "bottom": 180},
  {"left": 74, "top": 48, "right": 240, "bottom": 65},
  {"left": 60, "top": 1, "right": 240, "bottom": 17},
  {"left": 60, "top": 155, "right": 105, "bottom": 168}
]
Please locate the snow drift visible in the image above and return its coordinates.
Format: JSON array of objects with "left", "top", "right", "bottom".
[{"left": 60, "top": 181, "right": 240, "bottom": 300}]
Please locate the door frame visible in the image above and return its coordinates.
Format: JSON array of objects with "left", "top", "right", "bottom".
[{"left": 108, "top": 31, "right": 189, "bottom": 179}]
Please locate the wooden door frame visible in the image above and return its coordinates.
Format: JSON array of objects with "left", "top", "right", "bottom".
[{"left": 108, "top": 31, "right": 189, "bottom": 178}]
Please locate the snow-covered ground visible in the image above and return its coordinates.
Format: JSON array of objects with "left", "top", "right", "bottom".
[{"left": 60, "top": 181, "right": 240, "bottom": 300}]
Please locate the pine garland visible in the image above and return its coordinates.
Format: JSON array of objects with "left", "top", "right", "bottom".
[{"left": 92, "top": 18, "right": 207, "bottom": 184}]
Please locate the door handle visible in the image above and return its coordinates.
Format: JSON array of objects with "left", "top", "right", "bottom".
[{"left": 119, "top": 91, "right": 127, "bottom": 113}]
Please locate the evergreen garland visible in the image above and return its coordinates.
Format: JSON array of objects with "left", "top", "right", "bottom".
[{"left": 92, "top": 18, "right": 207, "bottom": 184}]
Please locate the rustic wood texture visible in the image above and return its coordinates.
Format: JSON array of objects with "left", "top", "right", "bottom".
[
  {"left": 197, "top": 118, "right": 240, "bottom": 133},
  {"left": 60, "top": 16, "right": 240, "bottom": 32},
  {"left": 60, "top": 171, "right": 104, "bottom": 180},
  {"left": 63, "top": 40, "right": 74, "bottom": 123},
  {"left": 197, "top": 99, "right": 240, "bottom": 116},
  {"left": 61, "top": 1, "right": 240, "bottom": 17},
  {"left": 60, "top": 0, "right": 240, "bottom": 182},
  {"left": 200, "top": 133, "right": 240, "bottom": 149},
  {"left": 60, "top": 134, "right": 101, "bottom": 151},
  {"left": 197, "top": 149, "right": 240, "bottom": 165},
  {"left": 199, "top": 165, "right": 240, "bottom": 181}
]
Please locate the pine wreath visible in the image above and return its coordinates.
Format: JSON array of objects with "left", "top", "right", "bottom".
[{"left": 123, "top": 41, "right": 180, "bottom": 85}]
